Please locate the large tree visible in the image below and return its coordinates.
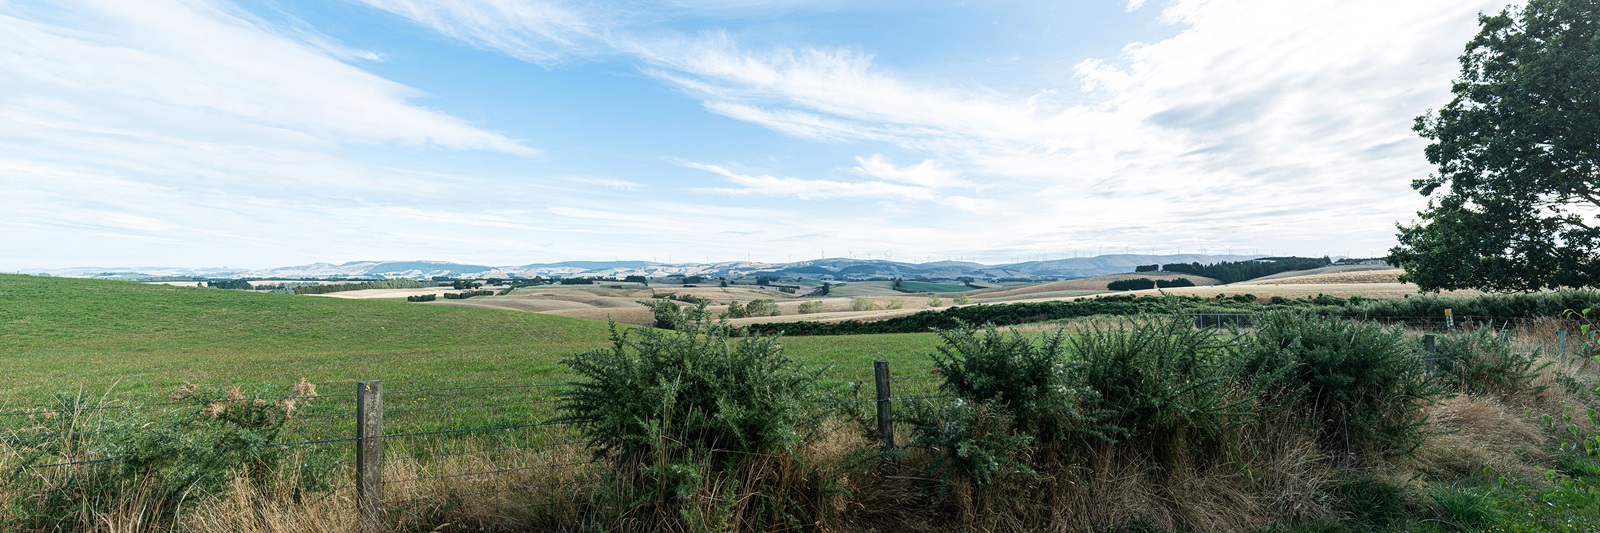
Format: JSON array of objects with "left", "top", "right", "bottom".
[{"left": 1390, "top": 0, "right": 1600, "bottom": 291}]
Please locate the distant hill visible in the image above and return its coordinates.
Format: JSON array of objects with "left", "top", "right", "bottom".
[{"left": 20, "top": 254, "right": 1271, "bottom": 282}]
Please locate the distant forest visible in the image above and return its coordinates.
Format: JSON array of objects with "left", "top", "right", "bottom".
[{"left": 1160, "top": 256, "right": 1331, "bottom": 284}]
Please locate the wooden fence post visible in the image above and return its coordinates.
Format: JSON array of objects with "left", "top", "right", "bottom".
[
  {"left": 1558, "top": 329, "right": 1568, "bottom": 364},
  {"left": 1423, "top": 334, "right": 1437, "bottom": 374},
  {"left": 356, "top": 381, "right": 383, "bottom": 533},
  {"left": 874, "top": 361, "right": 894, "bottom": 450}
]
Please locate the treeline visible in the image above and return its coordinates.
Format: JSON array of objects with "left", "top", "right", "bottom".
[
  {"left": 291, "top": 279, "right": 429, "bottom": 295},
  {"left": 204, "top": 279, "right": 253, "bottom": 290},
  {"left": 746, "top": 289, "right": 1600, "bottom": 336},
  {"left": 444, "top": 290, "right": 495, "bottom": 299},
  {"left": 1161, "top": 256, "right": 1331, "bottom": 283},
  {"left": 1107, "top": 277, "right": 1196, "bottom": 291},
  {"left": 407, "top": 294, "right": 436, "bottom": 302}
]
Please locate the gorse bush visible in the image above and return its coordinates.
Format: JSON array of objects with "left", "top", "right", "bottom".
[
  {"left": 850, "top": 298, "right": 878, "bottom": 311},
  {"left": 797, "top": 301, "right": 825, "bottom": 314},
  {"left": 1070, "top": 317, "right": 1248, "bottom": 467},
  {"left": 915, "top": 326, "right": 1101, "bottom": 473},
  {"left": 557, "top": 316, "right": 828, "bottom": 527},
  {"left": 1236, "top": 312, "right": 1441, "bottom": 459},
  {"left": 1431, "top": 327, "right": 1547, "bottom": 400}
]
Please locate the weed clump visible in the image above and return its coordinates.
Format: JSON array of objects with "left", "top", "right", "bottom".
[{"left": 1431, "top": 326, "right": 1547, "bottom": 400}]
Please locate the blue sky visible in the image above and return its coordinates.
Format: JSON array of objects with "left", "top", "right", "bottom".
[{"left": 0, "top": 0, "right": 1513, "bottom": 269}]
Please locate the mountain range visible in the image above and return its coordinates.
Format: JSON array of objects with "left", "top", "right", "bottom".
[{"left": 19, "top": 254, "right": 1273, "bottom": 281}]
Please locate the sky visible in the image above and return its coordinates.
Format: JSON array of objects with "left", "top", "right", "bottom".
[{"left": 0, "top": 0, "right": 1516, "bottom": 270}]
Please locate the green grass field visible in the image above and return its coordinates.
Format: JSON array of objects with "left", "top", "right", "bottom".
[{"left": 0, "top": 274, "right": 942, "bottom": 407}]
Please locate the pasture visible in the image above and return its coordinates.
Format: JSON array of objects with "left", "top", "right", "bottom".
[{"left": 0, "top": 275, "right": 941, "bottom": 405}]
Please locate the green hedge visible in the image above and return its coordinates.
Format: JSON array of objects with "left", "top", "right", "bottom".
[{"left": 745, "top": 290, "right": 1600, "bottom": 336}]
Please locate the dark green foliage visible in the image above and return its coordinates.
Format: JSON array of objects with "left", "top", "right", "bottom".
[
  {"left": 1162, "top": 256, "right": 1331, "bottom": 284},
  {"left": 1107, "top": 278, "right": 1157, "bottom": 291},
  {"left": 406, "top": 293, "right": 437, "bottom": 302},
  {"left": 681, "top": 275, "right": 706, "bottom": 284},
  {"left": 638, "top": 300, "right": 710, "bottom": 330},
  {"left": 1157, "top": 277, "right": 1196, "bottom": 288},
  {"left": 1134, "top": 264, "right": 1159, "bottom": 273},
  {"left": 905, "top": 399, "right": 1036, "bottom": 485},
  {"left": 449, "top": 280, "right": 482, "bottom": 290},
  {"left": 443, "top": 290, "right": 495, "bottom": 300},
  {"left": 1236, "top": 313, "right": 1442, "bottom": 459},
  {"left": 1431, "top": 327, "right": 1547, "bottom": 399},
  {"left": 1069, "top": 318, "right": 1248, "bottom": 467},
  {"left": 558, "top": 277, "right": 595, "bottom": 285},
  {"left": 205, "top": 279, "right": 253, "bottom": 290},
  {"left": 556, "top": 317, "right": 826, "bottom": 519},
  {"left": 744, "top": 298, "right": 780, "bottom": 317},
  {"left": 623, "top": 275, "right": 649, "bottom": 284},
  {"left": 1391, "top": 0, "right": 1600, "bottom": 291},
  {"left": 924, "top": 327, "right": 1098, "bottom": 454},
  {"left": 1331, "top": 475, "right": 1417, "bottom": 529},
  {"left": 291, "top": 279, "right": 428, "bottom": 294},
  {"left": 912, "top": 320, "right": 1248, "bottom": 486}
]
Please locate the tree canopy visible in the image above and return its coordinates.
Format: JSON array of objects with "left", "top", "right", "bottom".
[{"left": 1390, "top": 0, "right": 1600, "bottom": 291}]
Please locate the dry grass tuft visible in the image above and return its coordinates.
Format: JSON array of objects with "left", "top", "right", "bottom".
[{"left": 1412, "top": 395, "right": 1546, "bottom": 479}]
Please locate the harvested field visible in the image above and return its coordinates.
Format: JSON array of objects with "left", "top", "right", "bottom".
[
  {"left": 1001, "top": 282, "right": 1479, "bottom": 303},
  {"left": 971, "top": 272, "right": 1220, "bottom": 299},
  {"left": 1241, "top": 265, "right": 1403, "bottom": 284}
]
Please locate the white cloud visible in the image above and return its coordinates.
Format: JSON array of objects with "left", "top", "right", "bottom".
[
  {"left": 683, "top": 161, "right": 935, "bottom": 200},
  {"left": 851, "top": 155, "right": 964, "bottom": 188},
  {"left": 355, "top": 0, "right": 599, "bottom": 66},
  {"left": 0, "top": 1, "right": 533, "bottom": 154}
]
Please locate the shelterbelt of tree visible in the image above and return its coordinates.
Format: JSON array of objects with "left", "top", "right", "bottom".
[{"left": 743, "top": 290, "right": 1600, "bottom": 336}]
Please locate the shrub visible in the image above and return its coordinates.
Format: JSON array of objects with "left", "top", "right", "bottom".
[
  {"left": 638, "top": 299, "right": 708, "bottom": 330},
  {"left": 1069, "top": 317, "right": 1248, "bottom": 467},
  {"left": 928, "top": 295, "right": 943, "bottom": 307},
  {"left": 1431, "top": 327, "right": 1547, "bottom": 399},
  {"left": 745, "top": 299, "right": 780, "bottom": 317},
  {"left": 850, "top": 298, "right": 878, "bottom": 311},
  {"left": 722, "top": 300, "right": 747, "bottom": 319},
  {"left": 407, "top": 293, "right": 437, "bottom": 302},
  {"left": 954, "top": 294, "right": 971, "bottom": 305},
  {"left": 557, "top": 316, "right": 827, "bottom": 527},
  {"left": 1236, "top": 312, "right": 1442, "bottom": 459},
  {"left": 916, "top": 326, "right": 1101, "bottom": 470},
  {"left": 885, "top": 299, "right": 905, "bottom": 310},
  {"left": 797, "top": 301, "right": 825, "bottom": 314}
]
